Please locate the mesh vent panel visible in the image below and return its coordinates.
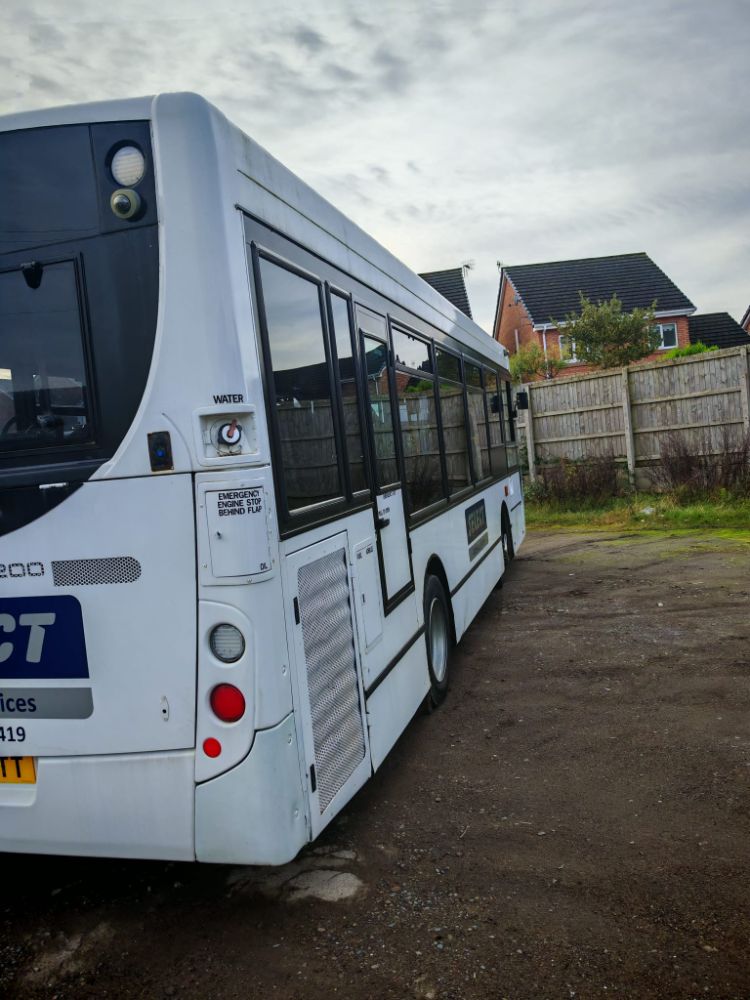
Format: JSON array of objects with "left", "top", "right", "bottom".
[
  {"left": 298, "top": 547, "right": 366, "bottom": 813},
  {"left": 52, "top": 556, "right": 142, "bottom": 587}
]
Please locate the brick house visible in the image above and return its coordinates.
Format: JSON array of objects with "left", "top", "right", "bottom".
[{"left": 493, "top": 252, "right": 696, "bottom": 376}]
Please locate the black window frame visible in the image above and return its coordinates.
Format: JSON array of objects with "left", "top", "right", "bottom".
[
  {"left": 390, "top": 320, "right": 448, "bottom": 521},
  {"left": 463, "top": 360, "right": 493, "bottom": 486},
  {"left": 358, "top": 319, "right": 402, "bottom": 493},
  {"left": 251, "top": 243, "right": 350, "bottom": 526},
  {"left": 244, "top": 210, "right": 520, "bottom": 542},
  {"left": 325, "top": 283, "right": 372, "bottom": 502},
  {"left": 434, "top": 343, "right": 474, "bottom": 504}
]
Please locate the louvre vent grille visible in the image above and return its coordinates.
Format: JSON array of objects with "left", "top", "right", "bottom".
[
  {"left": 52, "top": 556, "right": 142, "bottom": 587},
  {"left": 297, "top": 547, "right": 365, "bottom": 813}
]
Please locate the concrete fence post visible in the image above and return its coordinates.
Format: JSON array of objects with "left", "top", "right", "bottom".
[
  {"left": 738, "top": 345, "right": 750, "bottom": 434},
  {"left": 620, "top": 366, "right": 636, "bottom": 487}
]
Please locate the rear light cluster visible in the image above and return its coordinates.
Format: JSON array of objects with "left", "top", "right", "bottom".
[
  {"left": 209, "top": 623, "right": 245, "bottom": 662},
  {"left": 210, "top": 683, "right": 246, "bottom": 723},
  {"left": 202, "top": 624, "right": 248, "bottom": 760}
]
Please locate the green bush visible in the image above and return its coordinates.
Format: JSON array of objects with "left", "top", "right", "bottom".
[{"left": 661, "top": 341, "right": 718, "bottom": 360}]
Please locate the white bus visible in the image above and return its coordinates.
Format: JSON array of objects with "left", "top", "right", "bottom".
[{"left": 0, "top": 93, "right": 524, "bottom": 863}]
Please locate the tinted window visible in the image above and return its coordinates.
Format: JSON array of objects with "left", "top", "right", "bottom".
[
  {"left": 0, "top": 262, "right": 92, "bottom": 454},
  {"left": 465, "top": 363, "right": 490, "bottom": 481},
  {"left": 0, "top": 127, "right": 100, "bottom": 253},
  {"left": 436, "top": 350, "right": 470, "bottom": 495},
  {"left": 330, "top": 293, "right": 367, "bottom": 493},
  {"left": 260, "top": 258, "right": 341, "bottom": 511},
  {"left": 395, "top": 336, "right": 443, "bottom": 513},
  {"left": 362, "top": 336, "right": 398, "bottom": 488},
  {"left": 485, "top": 369, "right": 507, "bottom": 476},
  {"left": 392, "top": 328, "right": 432, "bottom": 374},
  {"left": 436, "top": 349, "right": 461, "bottom": 383},
  {"left": 504, "top": 380, "right": 519, "bottom": 468}
]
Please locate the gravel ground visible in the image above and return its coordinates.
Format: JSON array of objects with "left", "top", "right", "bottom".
[{"left": 3, "top": 529, "right": 750, "bottom": 1000}]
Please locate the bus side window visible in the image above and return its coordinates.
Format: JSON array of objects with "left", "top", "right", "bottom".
[
  {"left": 435, "top": 348, "right": 470, "bottom": 496},
  {"left": 361, "top": 335, "right": 399, "bottom": 489},
  {"left": 329, "top": 292, "right": 368, "bottom": 495},
  {"left": 486, "top": 369, "right": 507, "bottom": 477},
  {"left": 258, "top": 257, "right": 343, "bottom": 512},
  {"left": 392, "top": 327, "right": 443, "bottom": 514},
  {"left": 464, "top": 363, "right": 490, "bottom": 482},
  {"left": 503, "top": 379, "right": 519, "bottom": 469}
]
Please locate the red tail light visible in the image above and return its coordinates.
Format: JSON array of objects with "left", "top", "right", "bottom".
[{"left": 210, "top": 683, "right": 246, "bottom": 723}]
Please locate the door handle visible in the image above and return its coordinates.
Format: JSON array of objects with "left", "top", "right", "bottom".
[{"left": 376, "top": 516, "right": 390, "bottom": 529}]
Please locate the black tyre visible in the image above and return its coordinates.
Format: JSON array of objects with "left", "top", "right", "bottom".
[
  {"left": 424, "top": 574, "right": 452, "bottom": 709},
  {"left": 501, "top": 513, "right": 514, "bottom": 568}
]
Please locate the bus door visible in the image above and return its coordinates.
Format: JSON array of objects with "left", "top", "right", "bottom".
[{"left": 357, "top": 308, "right": 412, "bottom": 606}]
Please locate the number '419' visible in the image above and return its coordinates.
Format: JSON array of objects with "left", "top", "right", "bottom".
[{"left": 0, "top": 726, "right": 26, "bottom": 743}]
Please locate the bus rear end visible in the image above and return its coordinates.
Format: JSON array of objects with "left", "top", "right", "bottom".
[{"left": 0, "top": 110, "right": 198, "bottom": 859}]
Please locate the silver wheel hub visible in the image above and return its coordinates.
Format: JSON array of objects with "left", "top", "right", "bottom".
[{"left": 429, "top": 597, "right": 449, "bottom": 683}]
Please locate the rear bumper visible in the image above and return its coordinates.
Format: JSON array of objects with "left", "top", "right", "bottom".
[{"left": 0, "top": 749, "right": 195, "bottom": 860}]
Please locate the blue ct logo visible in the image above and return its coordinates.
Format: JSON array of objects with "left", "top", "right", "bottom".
[
  {"left": 0, "top": 612, "right": 56, "bottom": 664},
  {"left": 0, "top": 597, "right": 89, "bottom": 679}
]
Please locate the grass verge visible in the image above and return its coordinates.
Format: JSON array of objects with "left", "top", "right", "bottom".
[{"left": 525, "top": 492, "right": 750, "bottom": 534}]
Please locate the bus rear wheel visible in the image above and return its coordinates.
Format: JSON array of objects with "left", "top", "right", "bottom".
[
  {"left": 424, "top": 574, "right": 452, "bottom": 710},
  {"left": 502, "top": 513, "right": 514, "bottom": 567}
]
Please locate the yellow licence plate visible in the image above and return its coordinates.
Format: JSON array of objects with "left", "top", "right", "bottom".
[{"left": 0, "top": 756, "right": 36, "bottom": 784}]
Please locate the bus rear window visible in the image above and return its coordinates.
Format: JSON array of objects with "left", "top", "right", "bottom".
[
  {"left": 0, "top": 261, "right": 92, "bottom": 454},
  {"left": 0, "top": 126, "right": 100, "bottom": 253}
]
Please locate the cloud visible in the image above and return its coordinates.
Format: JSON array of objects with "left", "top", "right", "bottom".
[
  {"left": 0, "top": 0, "right": 748, "bottom": 326},
  {"left": 290, "top": 25, "right": 327, "bottom": 53}
]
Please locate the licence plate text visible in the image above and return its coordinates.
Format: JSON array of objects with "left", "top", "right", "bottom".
[{"left": 0, "top": 756, "right": 35, "bottom": 783}]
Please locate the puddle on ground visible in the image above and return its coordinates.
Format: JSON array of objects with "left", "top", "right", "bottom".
[{"left": 226, "top": 845, "right": 365, "bottom": 903}]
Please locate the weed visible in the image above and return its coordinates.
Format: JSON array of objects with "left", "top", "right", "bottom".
[
  {"left": 526, "top": 454, "right": 623, "bottom": 508},
  {"left": 653, "top": 428, "right": 750, "bottom": 500}
]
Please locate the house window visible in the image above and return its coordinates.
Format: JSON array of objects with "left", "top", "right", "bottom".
[
  {"left": 558, "top": 335, "right": 578, "bottom": 362},
  {"left": 656, "top": 323, "right": 678, "bottom": 349}
]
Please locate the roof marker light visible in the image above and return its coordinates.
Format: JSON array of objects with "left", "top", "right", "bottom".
[{"left": 111, "top": 145, "right": 146, "bottom": 187}]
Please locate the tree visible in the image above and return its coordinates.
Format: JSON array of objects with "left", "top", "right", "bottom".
[
  {"left": 553, "top": 293, "right": 659, "bottom": 369},
  {"left": 509, "top": 341, "right": 565, "bottom": 384}
]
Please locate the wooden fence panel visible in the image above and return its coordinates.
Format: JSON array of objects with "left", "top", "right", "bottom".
[
  {"left": 521, "top": 345, "right": 750, "bottom": 484},
  {"left": 529, "top": 369, "right": 626, "bottom": 462}
]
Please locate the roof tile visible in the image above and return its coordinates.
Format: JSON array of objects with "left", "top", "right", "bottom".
[
  {"left": 688, "top": 313, "right": 750, "bottom": 350},
  {"left": 503, "top": 252, "right": 695, "bottom": 325},
  {"left": 419, "top": 267, "right": 473, "bottom": 319}
]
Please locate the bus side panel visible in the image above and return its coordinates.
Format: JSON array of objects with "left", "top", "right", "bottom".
[
  {"left": 366, "top": 638, "right": 430, "bottom": 772},
  {"left": 195, "top": 713, "right": 307, "bottom": 864},
  {"left": 409, "top": 479, "right": 505, "bottom": 642}
]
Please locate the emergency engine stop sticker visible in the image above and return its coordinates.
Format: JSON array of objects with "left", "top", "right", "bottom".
[{"left": 214, "top": 488, "right": 263, "bottom": 517}]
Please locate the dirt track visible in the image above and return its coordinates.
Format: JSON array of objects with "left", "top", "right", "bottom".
[{"left": 3, "top": 529, "right": 750, "bottom": 1000}]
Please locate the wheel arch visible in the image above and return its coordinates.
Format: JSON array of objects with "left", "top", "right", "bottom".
[{"left": 501, "top": 499, "right": 511, "bottom": 530}]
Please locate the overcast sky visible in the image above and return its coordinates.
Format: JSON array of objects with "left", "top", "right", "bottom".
[{"left": 2, "top": 0, "right": 749, "bottom": 331}]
